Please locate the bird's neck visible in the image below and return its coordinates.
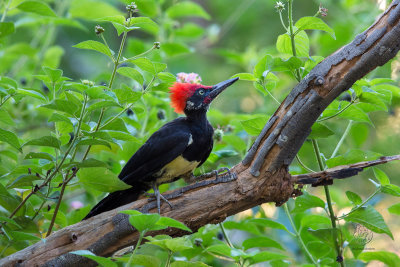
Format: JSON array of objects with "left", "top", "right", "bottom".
[{"left": 185, "top": 110, "right": 209, "bottom": 126}]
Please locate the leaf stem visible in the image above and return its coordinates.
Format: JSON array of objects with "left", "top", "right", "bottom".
[
  {"left": 278, "top": 10, "right": 288, "bottom": 31},
  {"left": 127, "top": 231, "right": 145, "bottom": 266},
  {"left": 288, "top": 0, "right": 302, "bottom": 81},
  {"left": 121, "top": 46, "right": 156, "bottom": 63},
  {"left": 283, "top": 203, "right": 319, "bottom": 266},
  {"left": 99, "top": 103, "right": 133, "bottom": 130},
  {"left": 331, "top": 120, "right": 353, "bottom": 158},
  {"left": 338, "top": 188, "right": 380, "bottom": 220},
  {"left": 312, "top": 139, "right": 344, "bottom": 266},
  {"left": 219, "top": 222, "right": 233, "bottom": 248},
  {"left": 317, "top": 100, "right": 355, "bottom": 122},
  {"left": 0, "top": 0, "right": 12, "bottom": 22}
]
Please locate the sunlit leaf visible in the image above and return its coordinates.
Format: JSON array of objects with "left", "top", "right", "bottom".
[{"left": 77, "top": 167, "right": 131, "bottom": 192}]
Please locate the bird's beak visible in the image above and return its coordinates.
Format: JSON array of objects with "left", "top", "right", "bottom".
[{"left": 208, "top": 77, "right": 239, "bottom": 101}]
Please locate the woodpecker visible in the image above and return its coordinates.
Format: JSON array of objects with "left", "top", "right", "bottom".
[{"left": 83, "top": 77, "right": 239, "bottom": 219}]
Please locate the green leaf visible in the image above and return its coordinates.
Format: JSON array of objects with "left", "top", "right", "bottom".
[
  {"left": 156, "top": 217, "right": 192, "bottom": 232},
  {"left": 129, "top": 17, "right": 159, "bottom": 35},
  {"left": 326, "top": 149, "right": 381, "bottom": 168},
  {"left": 373, "top": 168, "right": 390, "bottom": 185},
  {"left": 307, "top": 241, "right": 332, "bottom": 259},
  {"left": 253, "top": 54, "right": 273, "bottom": 78},
  {"left": 0, "top": 216, "right": 21, "bottom": 229},
  {"left": 381, "top": 184, "right": 400, "bottom": 197},
  {"left": 0, "top": 128, "right": 21, "bottom": 151},
  {"left": 87, "top": 100, "right": 121, "bottom": 112},
  {"left": 70, "top": 0, "right": 122, "bottom": 19},
  {"left": 270, "top": 56, "right": 303, "bottom": 72},
  {"left": 97, "top": 15, "right": 125, "bottom": 25},
  {"left": 43, "top": 66, "right": 63, "bottom": 84},
  {"left": 292, "top": 192, "right": 325, "bottom": 213},
  {"left": 116, "top": 67, "right": 144, "bottom": 85},
  {"left": 7, "top": 174, "right": 41, "bottom": 188},
  {"left": 276, "top": 30, "right": 309, "bottom": 57},
  {"left": 17, "top": 0, "right": 56, "bottom": 17},
  {"left": 121, "top": 254, "right": 161, "bottom": 267},
  {"left": 129, "top": 213, "right": 160, "bottom": 232},
  {"left": 174, "top": 23, "right": 204, "bottom": 38},
  {"left": 23, "top": 136, "right": 61, "bottom": 149},
  {"left": 0, "top": 184, "right": 22, "bottom": 214},
  {"left": 166, "top": 2, "right": 210, "bottom": 20},
  {"left": 164, "top": 237, "right": 193, "bottom": 252},
  {"left": 158, "top": 72, "right": 176, "bottom": 84},
  {"left": 130, "top": 58, "right": 166, "bottom": 74},
  {"left": 25, "top": 152, "right": 54, "bottom": 161},
  {"left": 73, "top": 40, "right": 113, "bottom": 59},
  {"left": 345, "top": 206, "right": 393, "bottom": 239},
  {"left": 246, "top": 251, "right": 287, "bottom": 264},
  {"left": 76, "top": 139, "right": 111, "bottom": 149},
  {"left": 346, "top": 191, "right": 362, "bottom": 205},
  {"left": 76, "top": 158, "right": 108, "bottom": 168},
  {"left": 101, "top": 118, "right": 128, "bottom": 132},
  {"left": 240, "top": 116, "right": 269, "bottom": 136},
  {"left": 48, "top": 113, "right": 72, "bottom": 124},
  {"left": 300, "top": 215, "right": 331, "bottom": 230},
  {"left": 77, "top": 167, "right": 131, "bottom": 192},
  {"left": 171, "top": 261, "right": 210, "bottom": 267},
  {"left": 70, "top": 250, "right": 117, "bottom": 267},
  {"left": 107, "top": 131, "right": 140, "bottom": 143},
  {"left": 41, "top": 100, "right": 78, "bottom": 116},
  {"left": 359, "top": 251, "right": 400, "bottom": 267},
  {"left": 309, "top": 122, "right": 334, "bottom": 139},
  {"left": 223, "top": 135, "right": 246, "bottom": 152},
  {"left": 339, "top": 105, "right": 372, "bottom": 124},
  {"left": 0, "top": 109, "right": 15, "bottom": 126},
  {"left": 206, "top": 244, "right": 233, "bottom": 258},
  {"left": 0, "top": 22, "right": 15, "bottom": 38},
  {"left": 243, "top": 236, "right": 283, "bottom": 250},
  {"left": 17, "top": 88, "right": 47, "bottom": 101},
  {"left": 359, "top": 92, "right": 388, "bottom": 111},
  {"left": 9, "top": 231, "right": 41, "bottom": 241},
  {"left": 248, "top": 218, "right": 291, "bottom": 233},
  {"left": 388, "top": 203, "right": 400, "bottom": 215},
  {"left": 308, "top": 228, "right": 339, "bottom": 246},
  {"left": 162, "top": 42, "right": 190, "bottom": 57},
  {"left": 295, "top": 16, "right": 335, "bottom": 39},
  {"left": 231, "top": 73, "right": 257, "bottom": 81}
]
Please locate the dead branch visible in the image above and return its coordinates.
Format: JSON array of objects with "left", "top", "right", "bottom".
[
  {"left": 1, "top": 1, "right": 400, "bottom": 266},
  {"left": 294, "top": 155, "right": 400, "bottom": 186}
]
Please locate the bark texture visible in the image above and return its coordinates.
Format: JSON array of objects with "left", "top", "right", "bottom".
[{"left": 1, "top": 1, "right": 400, "bottom": 266}]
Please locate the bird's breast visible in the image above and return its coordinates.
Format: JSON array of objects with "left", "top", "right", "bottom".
[{"left": 155, "top": 156, "right": 200, "bottom": 184}]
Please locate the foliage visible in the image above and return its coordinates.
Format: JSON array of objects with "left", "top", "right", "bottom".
[{"left": 0, "top": 0, "right": 399, "bottom": 266}]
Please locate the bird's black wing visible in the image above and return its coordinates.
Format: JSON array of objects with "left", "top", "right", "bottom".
[{"left": 119, "top": 118, "right": 192, "bottom": 184}]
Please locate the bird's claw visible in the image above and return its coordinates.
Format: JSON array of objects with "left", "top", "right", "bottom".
[{"left": 144, "top": 190, "right": 173, "bottom": 214}]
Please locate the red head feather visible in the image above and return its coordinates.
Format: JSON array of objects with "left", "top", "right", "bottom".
[{"left": 169, "top": 82, "right": 207, "bottom": 114}]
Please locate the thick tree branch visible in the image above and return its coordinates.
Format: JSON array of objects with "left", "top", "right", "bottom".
[{"left": 1, "top": 1, "right": 400, "bottom": 266}]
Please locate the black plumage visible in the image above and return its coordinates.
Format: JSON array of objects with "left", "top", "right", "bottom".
[{"left": 83, "top": 77, "right": 238, "bottom": 219}]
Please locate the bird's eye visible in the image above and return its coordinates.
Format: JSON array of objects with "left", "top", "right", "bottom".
[{"left": 198, "top": 89, "right": 205, "bottom": 95}]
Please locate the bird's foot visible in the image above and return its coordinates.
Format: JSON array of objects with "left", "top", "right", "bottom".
[
  {"left": 191, "top": 167, "right": 237, "bottom": 183},
  {"left": 144, "top": 185, "right": 173, "bottom": 214}
]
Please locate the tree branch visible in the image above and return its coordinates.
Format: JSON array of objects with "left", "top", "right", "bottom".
[
  {"left": 294, "top": 155, "right": 400, "bottom": 186},
  {"left": 1, "top": 1, "right": 400, "bottom": 266}
]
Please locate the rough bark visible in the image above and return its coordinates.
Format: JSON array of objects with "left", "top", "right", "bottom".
[{"left": 1, "top": 1, "right": 400, "bottom": 266}]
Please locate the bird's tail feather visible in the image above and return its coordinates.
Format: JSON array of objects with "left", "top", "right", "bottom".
[{"left": 83, "top": 184, "right": 148, "bottom": 220}]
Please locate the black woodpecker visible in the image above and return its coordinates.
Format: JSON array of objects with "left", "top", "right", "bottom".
[{"left": 83, "top": 77, "right": 239, "bottom": 219}]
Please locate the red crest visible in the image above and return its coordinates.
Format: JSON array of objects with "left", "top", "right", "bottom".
[{"left": 169, "top": 83, "right": 200, "bottom": 114}]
